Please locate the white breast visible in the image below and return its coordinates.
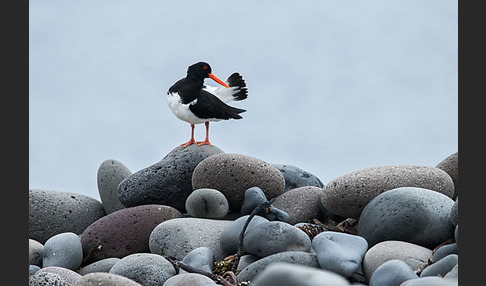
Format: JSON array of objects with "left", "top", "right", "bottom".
[{"left": 167, "top": 92, "right": 216, "bottom": 124}]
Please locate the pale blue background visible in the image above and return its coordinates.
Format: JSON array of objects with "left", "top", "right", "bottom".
[{"left": 29, "top": 0, "right": 458, "bottom": 201}]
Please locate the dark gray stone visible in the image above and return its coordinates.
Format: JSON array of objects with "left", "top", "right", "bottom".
[
  {"left": 29, "top": 189, "right": 106, "bottom": 244},
  {"left": 431, "top": 243, "right": 458, "bottom": 263},
  {"left": 311, "top": 231, "right": 368, "bottom": 278},
  {"left": 357, "top": 187, "right": 455, "bottom": 248},
  {"left": 29, "top": 271, "right": 68, "bottom": 286},
  {"left": 272, "top": 186, "right": 325, "bottom": 225},
  {"left": 97, "top": 159, "right": 132, "bottom": 214},
  {"left": 78, "top": 258, "right": 120, "bottom": 275},
  {"left": 320, "top": 165, "right": 454, "bottom": 219},
  {"left": 420, "top": 254, "right": 458, "bottom": 277},
  {"left": 185, "top": 188, "right": 229, "bottom": 219},
  {"left": 368, "top": 259, "right": 418, "bottom": 286},
  {"left": 81, "top": 204, "right": 182, "bottom": 263},
  {"left": 43, "top": 232, "right": 83, "bottom": 270},
  {"left": 237, "top": 251, "right": 319, "bottom": 283},
  {"left": 180, "top": 247, "right": 214, "bottom": 274},
  {"left": 240, "top": 187, "right": 268, "bottom": 215},
  {"left": 220, "top": 215, "right": 269, "bottom": 254},
  {"left": 29, "top": 265, "right": 41, "bottom": 276},
  {"left": 251, "top": 262, "right": 351, "bottom": 286},
  {"left": 29, "top": 239, "right": 43, "bottom": 266},
  {"left": 273, "top": 164, "right": 324, "bottom": 192},
  {"left": 450, "top": 197, "right": 458, "bottom": 226},
  {"left": 192, "top": 153, "right": 285, "bottom": 211},
  {"left": 118, "top": 144, "right": 224, "bottom": 212},
  {"left": 149, "top": 218, "right": 232, "bottom": 260},
  {"left": 435, "top": 152, "right": 458, "bottom": 199},
  {"left": 243, "top": 221, "right": 311, "bottom": 257}
]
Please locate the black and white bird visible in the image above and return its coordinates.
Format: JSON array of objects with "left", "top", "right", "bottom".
[{"left": 167, "top": 62, "right": 248, "bottom": 147}]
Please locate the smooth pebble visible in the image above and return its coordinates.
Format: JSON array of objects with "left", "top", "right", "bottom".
[
  {"left": 97, "top": 159, "right": 131, "bottom": 214},
  {"left": 369, "top": 259, "right": 419, "bottom": 286},
  {"left": 185, "top": 188, "right": 229, "bottom": 219},
  {"left": 43, "top": 232, "right": 83, "bottom": 270}
]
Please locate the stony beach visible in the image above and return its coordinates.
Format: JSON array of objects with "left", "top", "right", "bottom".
[{"left": 29, "top": 145, "right": 458, "bottom": 286}]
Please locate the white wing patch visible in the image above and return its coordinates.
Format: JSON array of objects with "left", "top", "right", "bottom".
[{"left": 203, "top": 85, "right": 240, "bottom": 103}]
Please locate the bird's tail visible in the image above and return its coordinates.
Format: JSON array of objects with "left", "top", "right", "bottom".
[{"left": 226, "top": 73, "right": 248, "bottom": 101}]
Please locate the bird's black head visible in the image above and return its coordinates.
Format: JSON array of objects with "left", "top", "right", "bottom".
[{"left": 187, "top": 62, "right": 212, "bottom": 79}]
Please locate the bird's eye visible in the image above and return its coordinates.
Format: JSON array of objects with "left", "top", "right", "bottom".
[{"left": 203, "top": 66, "right": 208, "bottom": 70}]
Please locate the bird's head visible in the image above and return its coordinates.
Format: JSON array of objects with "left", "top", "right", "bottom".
[{"left": 187, "top": 62, "right": 230, "bottom": 88}]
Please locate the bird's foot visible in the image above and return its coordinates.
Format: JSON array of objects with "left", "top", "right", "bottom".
[
  {"left": 196, "top": 139, "right": 212, "bottom": 146},
  {"left": 181, "top": 139, "right": 197, "bottom": 148}
]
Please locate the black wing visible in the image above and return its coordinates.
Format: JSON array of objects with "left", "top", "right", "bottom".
[{"left": 189, "top": 90, "right": 246, "bottom": 120}]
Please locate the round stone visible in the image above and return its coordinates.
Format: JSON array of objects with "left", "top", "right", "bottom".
[
  {"left": 29, "top": 239, "right": 43, "bottom": 266},
  {"left": 43, "top": 232, "right": 83, "bottom": 270},
  {"left": 272, "top": 186, "right": 325, "bottom": 225},
  {"left": 36, "top": 266, "right": 82, "bottom": 285},
  {"left": 320, "top": 165, "right": 454, "bottom": 219},
  {"left": 112, "top": 264, "right": 171, "bottom": 286},
  {"left": 435, "top": 152, "right": 458, "bottom": 199},
  {"left": 109, "top": 253, "right": 176, "bottom": 277},
  {"left": 185, "top": 188, "right": 229, "bottom": 219},
  {"left": 192, "top": 153, "right": 285, "bottom": 211},
  {"left": 97, "top": 159, "right": 132, "bottom": 214},
  {"left": 368, "top": 259, "right": 418, "bottom": 286},
  {"left": 357, "top": 187, "right": 455, "bottom": 248},
  {"left": 272, "top": 164, "right": 324, "bottom": 192},
  {"left": 78, "top": 258, "right": 120, "bottom": 275},
  {"left": 29, "top": 271, "right": 68, "bottom": 286},
  {"left": 29, "top": 189, "right": 106, "bottom": 244},
  {"left": 179, "top": 247, "right": 214, "bottom": 274},
  {"left": 163, "top": 273, "right": 218, "bottom": 286},
  {"left": 220, "top": 214, "right": 270, "bottom": 254},
  {"left": 420, "top": 254, "right": 458, "bottom": 278},
  {"left": 81, "top": 204, "right": 181, "bottom": 263},
  {"left": 73, "top": 272, "right": 142, "bottom": 286},
  {"left": 118, "top": 144, "right": 224, "bottom": 212}
]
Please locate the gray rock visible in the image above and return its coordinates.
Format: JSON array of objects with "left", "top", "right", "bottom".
[
  {"left": 237, "top": 251, "right": 319, "bottom": 283},
  {"left": 435, "top": 152, "right": 458, "bottom": 199},
  {"left": 118, "top": 144, "right": 224, "bottom": 212},
  {"left": 36, "top": 266, "right": 82, "bottom": 285},
  {"left": 29, "top": 189, "right": 106, "bottom": 244},
  {"left": 29, "top": 271, "right": 68, "bottom": 286},
  {"left": 243, "top": 221, "right": 311, "bottom": 257},
  {"left": 97, "top": 159, "right": 132, "bottom": 214},
  {"left": 454, "top": 225, "right": 458, "bottom": 243},
  {"left": 362, "top": 240, "right": 432, "bottom": 280},
  {"left": 163, "top": 273, "right": 218, "bottom": 286},
  {"left": 444, "top": 263, "right": 458, "bottom": 280},
  {"left": 180, "top": 247, "right": 214, "bottom": 274},
  {"left": 112, "top": 264, "right": 171, "bottom": 286},
  {"left": 450, "top": 197, "right": 458, "bottom": 226},
  {"left": 273, "top": 164, "right": 324, "bottom": 192},
  {"left": 357, "top": 187, "right": 455, "bottom": 248},
  {"left": 311, "top": 231, "right": 368, "bottom": 278},
  {"left": 185, "top": 188, "right": 229, "bottom": 219},
  {"left": 369, "top": 259, "right": 419, "bottom": 286},
  {"left": 251, "top": 262, "right": 350, "bottom": 286},
  {"left": 431, "top": 243, "right": 458, "bottom": 263},
  {"left": 29, "top": 239, "right": 43, "bottom": 266},
  {"left": 149, "top": 218, "right": 232, "bottom": 260},
  {"left": 29, "top": 265, "right": 41, "bottom": 276},
  {"left": 78, "top": 258, "right": 120, "bottom": 275},
  {"left": 236, "top": 254, "right": 259, "bottom": 271},
  {"left": 81, "top": 204, "right": 182, "bottom": 263},
  {"left": 320, "top": 165, "right": 454, "bottom": 219},
  {"left": 240, "top": 187, "right": 268, "bottom": 215},
  {"left": 401, "top": 276, "right": 459, "bottom": 286},
  {"left": 43, "top": 232, "right": 83, "bottom": 270},
  {"left": 109, "top": 253, "right": 176, "bottom": 276},
  {"left": 73, "top": 272, "right": 141, "bottom": 286},
  {"left": 420, "top": 254, "right": 458, "bottom": 277},
  {"left": 272, "top": 186, "right": 325, "bottom": 225},
  {"left": 192, "top": 153, "right": 285, "bottom": 211},
  {"left": 220, "top": 215, "right": 269, "bottom": 254}
]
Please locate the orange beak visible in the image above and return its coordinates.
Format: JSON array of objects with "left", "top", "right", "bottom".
[{"left": 208, "top": 73, "right": 230, "bottom": 88}]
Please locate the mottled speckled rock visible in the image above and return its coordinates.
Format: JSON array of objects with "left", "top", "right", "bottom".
[
  {"left": 243, "top": 221, "right": 311, "bottom": 257},
  {"left": 435, "top": 152, "right": 458, "bottom": 199},
  {"left": 43, "top": 232, "right": 83, "bottom": 270},
  {"left": 97, "top": 159, "right": 132, "bottom": 214},
  {"left": 357, "top": 187, "right": 455, "bottom": 248},
  {"left": 29, "top": 189, "right": 106, "bottom": 244},
  {"left": 112, "top": 264, "right": 171, "bottom": 286},
  {"left": 237, "top": 251, "right": 319, "bottom": 283},
  {"left": 192, "top": 153, "right": 285, "bottom": 211},
  {"left": 273, "top": 164, "right": 324, "bottom": 192},
  {"left": 450, "top": 197, "right": 458, "bottom": 226},
  {"left": 149, "top": 218, "right": 232, "bottom": 260},
  {"left": 73, "top": 272, "right": 141, "bottom": 286},
  {"left": 251, "top": 262, "right": 351, "bottom": 286},
  {"left": 81, "top": 204, "right": 182, "bottom": 263},
  {"left": 362, "top": 240, "right": 432, "bottom": 280},
  {"left": 369, "top": 260, "right": 418, "bottom": 286},
  {"left": 78, "top": 258, "right": 120, "bottom": 275},
  {"left": 163, "top": 273, "right": 218, "bottom": 286},
  {"left": 118, "top": 144, "right": 224, "bottom": 212},
  {"left": 29, "top": 239, "right": 43, "bottom": 266},
  {"left": 185, "top": 188, "right": 229, "bottom": 218},
  {"left": 272, "top": 186, "right": 325, "bottom": 225},
  {"left": 29, "top": 271, "right": 68, "bottom": 286},
  {"left": 36, "top": 266, "right": 82, "bottom": 285},
  {"left": 320, "top": 165, "right": 454, "bottom": 219},
  {"left": 109, "top": 253, "right": 176, "bottom": 276}
]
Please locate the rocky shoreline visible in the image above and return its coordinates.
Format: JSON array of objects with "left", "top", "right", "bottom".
[{"left": 29, "top": 145, "right": 458, "bottom": 285}]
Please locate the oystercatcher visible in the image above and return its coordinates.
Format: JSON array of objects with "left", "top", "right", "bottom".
[{"left": 167, "top": 62, "right": 248, "bottom": 147}]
